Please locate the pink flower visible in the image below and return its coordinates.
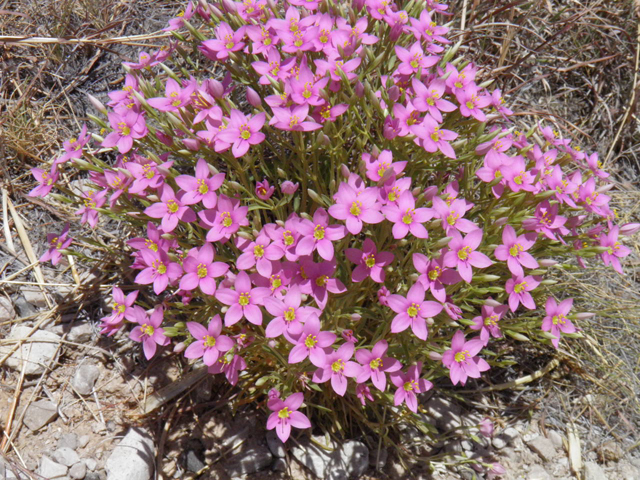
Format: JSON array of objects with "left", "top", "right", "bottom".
[
  {"left": 135, "top": 249, "right": 183, "bottom": 294},
  {"left": 363, "top": 149, "right": 407, "bottom": 182},
  {"left": 127, "top": 158, "right": 173, "bottom": 195},
  {"left": 75, "top": 189, "right": 107, "bottom": 228},
  {"left": 200, "top": 22, "right": 246, "bottom": 61},
  {"left": 345, "top": 238, "right": 394, "bottom": 283},
  {"left": 199, "top": 194, "right": 249, "bottom": 243},
  {"left": 456, "top": 85, "right": 491, "bottom": 121},
  {"left": 281, "top": 181, "right": 300, "bottom": 195},
  {"left": 287, "top": 314, "right": 336, "bottom": 367},
  {"left": 443, "top": 230, "right": 493, "bottom": 283},
  {"left": 413, "top": 253, "right": 461, "bottom": 303},
  {"left": 389, "top": 362, "right": 433, "bottom": 412},
  {"left": 297, "top": 259, "right": 346, "bottom": 310},
  {"left": 329, "top": 183, "right": 384, "bottom": 235},
  {"left": 208, "top": 353, "right": 247, "bottom": 386},
  {"left": 479, "top": 418, "right": 494, "bottom": 438},
  {"left": 256, "top": 179, "right": 275, "bottom": 200},
  {"left": 289, "top": 62, "right": 330, "bottom": 106},
  {"left": 163, "top": 1, "right": 193, "bottom": 31},
  {"left": 470, "top": 303, "right": 509, "bottom": 345},
  {"left": 102, "top": 111, "right": 148, "bottom": 154},
  {"left": 382, "top": 190, "right": 433, "bottom": 239},
  {"left": 505, "top": 275, "right": 541, "bottom": 312},
  {"left": 408, "top": 9, "right": 450, "bottom": 43},
  {"left": 130, "top": 306, "right": 170, "bottom": 360},
  {"left": 176, "top": 158, "right": 225, "bottom": 208},
  {"left": 56, "top": 124, "right": 90, "bottom": 164},
  {"left": 387, "top": 282, "right": 443, "bottom": 340},
  {"left": 312, "top": 343, "right": 362, "bottom": 396},
  {"left": 413, "top": 115, "right": 458, "bottom": 159},
  {"left": 236, "top": 231, "right": 285, "bottom": 277},
  {"left": 217, "top": 110, "right": 266, "bottom": 157},
  {"left": 40, "top": 224, "right": 73, "bottom": 265},
  {"left": 599, "top": 226, "right": 630, "bottom": 274},
  {"left": 522, "top": 200, "right": 568, "bottom": 241},
  {"left": 29, "top": 166, "right": 59, "bottom": 198},
  {"left": 356, "top": 384, "right": 374, "bottom": 405},
  {"left": 251, "top": 48, "right": 294, "bottom": 85},
  {"left": 269, "top": 105, "right": 323, "bottom": 131},
  {"left": 431, "top": 196, "right": 477, "bottom": 235},
  {"left": 295, "top": 208, "right": 346, "bottom": 261},
  {"left": 377, "top": 286, "right": 390, "bottom": 306},
  {"left": 394, "top": 42, "right": 438, "bottom": 75},
  {"left": 442, "top": 331, "right": 490, "bottom": 386},
  {"left": 147, "top": 78, "right": 195, "bottom": 112},
  {"left": 541, "top": 297, "right": 575, "bottom": 348},
  {"left": 266, "top": 392, "right": 311, "bottom": 443},
  {"left": 144, "top": 186, "right": 196, "bottom": 233},
  {"left": 264, "top": 286, "right": 320, "bottom": 338},
  {"left": 215, "top": 271, "right": 271, "bottom": 326},
  {"left": 494, "top": 225, "right": 539, "bottom": 276},
  {"left": 179, "top": 243, "right": 229, "bottom": 295},
  {"left": 184, "top": 315, "right": 234, "bottom": 366},
  {"left": 355, "top": 340, "right": 402, "bottom": 391},
  {"left": 411, "top": 78, "right": 456, "bottom": 123},
  {"left": 102, "top": 287, "right": 139, "bottom": 325}
]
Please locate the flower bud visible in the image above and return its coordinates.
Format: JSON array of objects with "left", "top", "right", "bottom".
[
  {"left": 221, "top": 0, "right": 236, "bottom": 12},
  {"left": 575, "top": 312, "right": 595, "bottom": 319},
  {"left": 340, "top": 164, "right": 351, "bottom": 179},
  {"left": 281, "top": 181, "right": 300, "bottom": 194},
  {"left": 484, "top": 298, "right": 502, "bottom": 307},
  {"left": 227, "top": 181, "right": 244, "bottom": 191},
  {"left": 423, "top": 185, "right": 438, "bottom": 202},
  {"left": 173, "top": 342, "right": 186, "bottom": 354},
  {"left": 207, "top": 78, "right": 224, "bottom": 98},
  {"left": 479, "top": 418, "right": 494, "bottom": 438},
  {"left": 277, "top": 168, "right": 287, "bottom": 178},
  {"left": 355, "top": 81, "right": 365, "bottom": 97},
  {"left": 538, "top": 259, "right": 557, "bottom": 267},
  {"left": 246, "top": 87, "right": 262, "bottom": 107},
  {"left": 307, "top": 188, "right": 323, "bottom": 205},
  {"left": 267, "top": 339, "right": 277, "bottom": 349},
  {"left": 387, "top": 86, "right": 400, "bottom": 102},
  {"left": 428, "top": 351, "right": 443, "bottom": 361},
  {"left": 494, "top": 216, "right": 509, "bottom": 227},
  {"left": 350, "top": 313, "right": 362, "bottom": 322},
  {"left": 620, "top": 223, "right": 640, "bottom": 236},
  {"left": 87, "top": 94, "right": 107, "bottom": 115}
]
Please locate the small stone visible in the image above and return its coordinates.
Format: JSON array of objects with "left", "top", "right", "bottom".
[
  {"left": 39, "top": 456, "right": 68, "bottom": 478},
  {"left": 185, "top": 450, "right": 205, "bottom": 473},
  {"left": 424, "top": 397, "right": 462, "bottom": 431},
  {"left": 58, "top": 433, "right": 79, "bottom": 451},
  {"left": 13, "top": 296, "right": 36, "bottom": 317},
  {"left": 548, "top": 430, "right": 564, "bottom": 449},
  {"left": 68, "top": 324, "right": 94, "bottom": 344},
  {"left": 617, "top": 460, "right": 640, "bottom": 480},
  {"left": 86, "top": 471, "right": 107, "bottom": 480},
  {"left": 78, "top": 435, "right": 91, "bottom": 449},
  {"left": 0, "top": 326, "right": 60, "bottom": 375},
  {"left": 584, "top": 461, "right": 608, "bottom": 480},
  {"left": 266, "top": 430, "right": 286, "bottom": 458},
  {"left": 85, "top": 459, "right": 97, "bottom": 471},
  {"left": 597, "top": 440, "right": 624, "bottom": 462},
  {"left": 71, "top": 364, "right": 100, "bottom": 396},
  {"left": 53, "top": 447, "right": 81, "bottom": 467},
  {"left": 23, "top": 399, "right": 58, "bottom": 431},
  {"left": 369, "top": 447, "right": 388, "bottom": 469},
  {"left": 292, "top": 435, "right": 333, "bottom": 479},
  {"left": 526, "top": 435, "right": 556, "bottom": 461},
  {"left": 70, "top": 461, "right": 87, "bottom": 479},
  {"left": 105, "top": 428, "right": 155, "bottom": 480},
  {"left": 22, "top": 287, "right": 48, "bottom": 308},
  {"left": 0, "top": 296, "right": 16, "bottom": 321},
  {"left": 527, "top": 465, "right": 551, "bottom": 480},
  {"left": 272, "top": 458, "right": 287, "bottom": 472},
  {"left": 227, "top": 446, "right": 272, "bottom": 476},
  {"left": 492, "top": 427, "right": 519, "bottom": 450},
  {"left": 327, "top": 440, "right": 369, "bottom": 480}
]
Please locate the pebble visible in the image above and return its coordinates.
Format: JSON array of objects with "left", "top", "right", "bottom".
[
  {"left": 548, "top": 430, "right": 564, "bottom": 449},
  {"left": 527, "top": 435, "right": 556, "bottom": 462},
  {"left": 492, "top": 427, "right": 519, "bottom": 450},
  {"left": 72, "top": 364, "right": 100, "bottom": 396},
  {"left": 272, "top": 458, "right": 287, "bottom": 472},
  {"left": 424, "top": 397, "right": 462, "bottom": 431},
  {"left": 58, "top": 433, "right": 79, "bottom": 451},
  {"left": 185, "top": 450, "right": 206, "bottom": 473},
  {"left": 78, "top": 435, "right": 91, "bottom": 449},
  {"left": 266, "top": 430, "right": 286, "bottom": 458},
  {"left": 0, "top": 296, "right": 15, "bottom": 321},
  {"left": 85, "top": 458, "right": 97, "bottom": 471},
  {"left": 105, "top": 428, "right": 155, "bottom": 480},
  {"left": 291, "top": 436, "right": 369, "bottom": 480},
  {"left": 23, "top": 399, "right": 58, "bottom": 431},
  {"left": 527, "top": 465, "right": 552, "bottom": 480},
  {"left": 70, "top": 461, "right": 87, "bottom": 479},
  {"left": 584, "top": 461, "right": 608, "bottom": 480},
  {"left": 68, "top": 323, "right": 94, "bottom": 343},
  {"left": 1, "top": 326, "right": 60, "bottom": 375},
  {"left": 22, "top": 287, "right": 48, "bottom": 308},
  {"left": 53, "top": 447, "right": 81, "bottom": 467},
  {"left": 39, "top": 456, "right": 68, "bottom": 479},
  {"left": 368, "top": 447, "right": 388, "bottom": 469},
  {"left": 226, "top": 446, "right": 273, "bottom": 476},
  {"left": 13, "top": 296, "right": 36, "bottom": 317}
]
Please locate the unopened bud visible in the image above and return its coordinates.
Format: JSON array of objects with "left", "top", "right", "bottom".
[
  {"left": 575, "top": 312, "right": 595, "bottom": 319},
  {"left": 236, "top": 231, "right": 253, "bottom": 240},
  {"left": 538, "top": 259, "right": 557, "bottom": 267},
  {"left": 350, "top": 313, "right": 362, "bottom": 322},
  {"left": 87, "top": 94, "right": 107, "bottom": 115},
  {"left": 227, "top": 181, "right": 244, "bottom": 191},
  {"left": 432, "top": 236, "right": 451, "bottom": 249},
  {"left": 340, "top": 164, "right": 350, "bottom": 179},
  {"left": 277, "top": 168, "right": 287, "bottom": 178},
  {"left": 428, "top": 351, "right": 443, "bottom": 361},
  {"left": 173, "top": 342, "right": 186, "bottom": 354},
  {"left": 411, "top": 186, "right": 422, "bottom": 196},
  {"left": 484, "top": 298, "right": 502, "bottom": 307},
  {"left": 246, "top": 87, "right": 262, "bottom": 107},
  {"left": 387, "top": 86, "right": 400, "bottom": 102},
  {"left": 355, "top": 81, "right": 365, "bottom": 97},
  {"left": 494, "top": 216, "right": 509, "bottom": 227},
  {"left": 423, "top": 185, "right": 438, "bottom": 201},
  {"left": 620, "top": 223, "right": 640, "bottom": 236},
  {"left": 307, "top": 189, "right": 323, "bottom": 205}
]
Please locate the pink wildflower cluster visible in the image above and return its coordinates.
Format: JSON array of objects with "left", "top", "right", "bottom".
[{"left": 33, "top": 0, "right": 636, "bottom": 461}]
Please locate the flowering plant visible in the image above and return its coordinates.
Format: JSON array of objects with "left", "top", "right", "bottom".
[{"left": 32, "top": 0, "right": 636, "bottom": 472}]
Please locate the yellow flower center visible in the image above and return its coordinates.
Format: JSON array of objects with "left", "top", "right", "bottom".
[
  {"left": 430, "top": 127, "right": 442, "bottom": 142},
  {"left": 315, "top": 275, "right": 328, "bottom": 287},
  {"left": 350, "top": 201, "right": 362, "bottom": 217},
  {"left": 302, "top": 83, "right": 312, "bottom": 99},
  {"left": 365, "top": 254, "right": 376, "bottom": 268},
  {"left": 428, "top": 267, "right": 441, "bottom": 281},
  {"left": 509, "top": 243, "right": 523, "bottom": 257},
  {"left": 145, "top": 239, "right": 158, "bottom": 252},
  {"left": 284, "top": 307, "right": 296, "bottom": 323},
  {"left": 305, "top": 334, "right": 317, "bottom": 348},
  {"left": 552, "top": 314, "right": 567, "bottom": 326},
  {"left": 221, "top": 212, "right": 233, "bottom": 228},
  {"left": 142, "top": 323, "right": 155, "bottom": 336},
  {"left": 514, "top": 281, "right": 527, "bottom": 294},
  {"left": 402, "top": 209, "right": 414, "bottom": 225},
  {"left": 447, "top": 212, "right": 458, "bottom": 225},
  {"left": 114, "top": 302, "right": 126, "bottom": 314},
  {"left": 270, "top": 275, "right": 282, "bottom": 290},
  {"left": 407, "top": 303, "right": 420, "bottom": 318},
  {"left": 454, "top": 350, "right": 470, "bottom": 363},
  {"left": 484, "top": 314, "right": 498, "bottom": 326},
  {"left": 240, "top": 125, "right": 251, "bottom": 140},
  {"left": 197, "top": 179, "right": 209, "bottom": 195},
  {"left": 313, "top": 224, "right": 325, "bottom": 240},
  {"left": 153, "top": 260, "right": 167, "bottom": 275},
  {"left": 167, "top": 199, "right": 179, "bottom": 213},
  {"left": 278, "top": 407, "right": 291, "bottom": 419},
  {"left": 332, "top": 359, "right": 345, "bottom": 373},
  {"left": 239, "top": 292, "right": 251, "bottom": 306},
  {"left": 283, "top": 231, "right": 294, "bottom": 246},
  {"left": 197, "top": 263, "right": 208, "bottom": 278},
  {"left": 377, "top": 162, "right": 389, "bottom": 178},
  {"left": 254, "top": 244, "right": 264, "bottom": 258},
  {"left": 404, "top": 380, "right": 418, "bottom": 391},
  {"left": 458, "top": 246, "right": 472, "bottom": 261},
  {"left": 370, "top": 358, "right": 382, "bottom": 369},
  {"left": 204, "top": 335, "right": 216, "bottom": 347},
  {"left": 289, "top": 116, "right": 300, "bottom": 128},
  {"left": 117, "top": 122, "right": 130, "bottom": 136}
]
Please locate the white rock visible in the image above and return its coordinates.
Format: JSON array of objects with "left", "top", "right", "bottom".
[
  {"left": 266, "top": 430, "right": 286, "bottom": 458},
  {"left": 226, "top": 446, "right": 272, "bottom": 476},
  {"left": 23, "top": 399, "right": 58, "bottom": 431},
  {"left": 527, "top": 465, "right": 551, "bottom": 480},
  {"left": 22, "top": 288, "right": 48, "bottom": 308},
  {"left": 39, "top": 456, "right": 68, "bottom": 478},
  {"left": 0, "top": 296, "right": 16, "bottom": 321},
  {"left": 424, "top": 397, "right": 461, "bottom": 431},
  {"left": 69, "top": 461, "right": 87, "bottom": 479},
  {"left": 67, "top": 323, "right": 94, "bottom": 343},
  {"left": 584, "top": 461, "right": 608, "bottom": 480},
  {"left": 53, "top": 447, "right": 81, "bottom": 467},
  {"left": 548, "top": 430, "right": 564, "bottom": 449},
  {"left": 71, "top": 364, "right": 100, "bottom": 396},
  {"left": 526, "top": 435, "right": 556, "bottom": 461},
  {"left": 85, "top": 458, "right": 97, "bottom": 471},
  {"left": 105, "top": 428, "right": 155, "bottom": 480},
  {"left": 492, "top": 427, "right": 519, "bottom": 450},
  {"left": 0, "top": 325, "right": 60, "bottom": 375},
  {"left": 291, "top": 436, "right": 368, "bottom": 480}
]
